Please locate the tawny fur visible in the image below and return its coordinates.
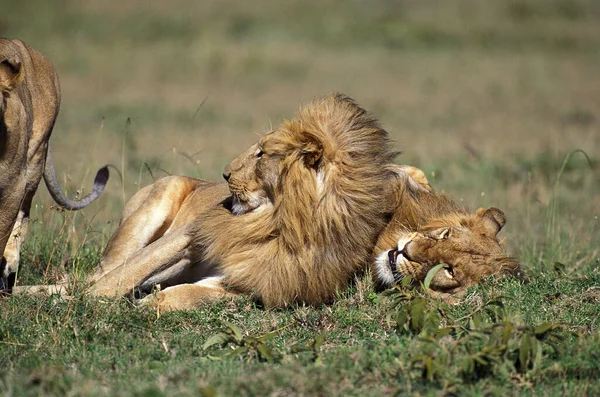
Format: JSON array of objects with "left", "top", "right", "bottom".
[
  {"left": 193, "top": 94, "right": 396, "bottom": 307},
  {"left": 14, "top": 94, "right": 396, "bottom": 311},
  {"left": 373, "top": 171, "right": 521, "bottom": 301},
  {"left": 0, "top": 39, "right": 108, "bottom": 289}
]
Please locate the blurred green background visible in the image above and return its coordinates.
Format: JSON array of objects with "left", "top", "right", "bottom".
[{"left": 2, "top": 0, "right": 599, "bottom": 274}]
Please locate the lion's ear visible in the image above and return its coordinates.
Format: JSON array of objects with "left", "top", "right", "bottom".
[
  {"left": 477, "top": 207, "right": 506, "bottom": 237},
  {"left": 301, "top": 138, "right": 323, "bottom": 168},
  {"left": 0, "top": 59, "right": 23, "bottom": 91}
]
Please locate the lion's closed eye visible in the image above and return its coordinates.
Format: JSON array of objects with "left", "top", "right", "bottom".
[
  {"left": 427, "top": 228, "right": 451, "bottom": 240},
  {"left": 439, "top": 229, "right": 450, "bottom": 240}
]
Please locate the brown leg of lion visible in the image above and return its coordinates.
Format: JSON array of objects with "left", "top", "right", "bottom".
[
  {"left": 139, "top": 281, "right": 237, "bottom": 312},
  {"left": 89, "top": 225, "right": 194, "bottom": 297},
  {"left": 89, "top": 176, "right": 229, "bottom": 298},
  {"left": 90, "top": 176, "right": 200, "bottom": 284},
  {"left": 3, "top": 209, "right": 27, "bottom": 285},
  {"left": 12, "top": 176, "right": 228, "bottom": 302},
  {"left": 11, "top": 228, "right": 193, "bottom": 299},
  {"left": 11, "top": 284, "right": 67, "bottom": 296}
]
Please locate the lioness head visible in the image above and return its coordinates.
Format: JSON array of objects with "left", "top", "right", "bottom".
[{"left": 375, "top": 207, "right": 520, "bottom": 300}]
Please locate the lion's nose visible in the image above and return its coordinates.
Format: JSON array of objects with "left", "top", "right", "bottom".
[{"left": 222, "top": 172, "right": 231, "bottom": 182}]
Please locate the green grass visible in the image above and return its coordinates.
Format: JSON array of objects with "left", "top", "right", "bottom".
[
  {"left": 3, "top": 150, "right": 599, "bottom": 395},
  {"left": 2, "top": 266, "right": 599, "bottom": 395},
  {"left": 1, "top": 0, "right": 599, "bottom": 395}
]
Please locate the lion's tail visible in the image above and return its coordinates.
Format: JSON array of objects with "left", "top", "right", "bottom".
[{"left": 43, "top": 146, "right": 109, "bottom": 210}]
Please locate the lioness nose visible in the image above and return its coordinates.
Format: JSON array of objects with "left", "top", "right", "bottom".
[{"left": 222, "top": 171, "right": 231, "bottom": 182}]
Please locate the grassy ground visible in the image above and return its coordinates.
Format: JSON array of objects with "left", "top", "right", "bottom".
[{"left": 1, "top": 0, "right": 599, "bottom": 395}]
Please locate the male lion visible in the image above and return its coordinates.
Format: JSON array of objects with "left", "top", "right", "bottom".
[
  {"left": 373, "top": 169, "right": 521, "bottom": 301},
  {"left": 35, "top": 94, "right": 396, "bottom": 310},
  {"left": 0, "top": 39, "right": 108, "bottom": 290}
]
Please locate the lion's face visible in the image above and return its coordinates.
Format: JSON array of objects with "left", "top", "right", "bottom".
[
  {"left": 222, "top": 134, "right": 280, "bottom": 215},
  {"left": 222, "top": 111, "right": 326, "bottom": 216},
  {"left": 375, "top": 207, "right": 520, "bottom": 300}
]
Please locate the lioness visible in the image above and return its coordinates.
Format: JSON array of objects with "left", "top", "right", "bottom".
[
  {"left": 0, "top": 39, "right": 108, "bottom": 290},
  {"left": 373, "top": 169, "right": 521, "bottom": 301}
]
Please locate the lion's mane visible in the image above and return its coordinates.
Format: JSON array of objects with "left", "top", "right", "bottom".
[{"left": 193, "top": 94, "right": 396, "bottom": 307}]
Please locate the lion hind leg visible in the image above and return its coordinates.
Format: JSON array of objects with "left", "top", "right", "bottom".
[
  {"left": 91, "top": 176, "right": 199, "bottom": 281},
  {"left": 138, "top": 278, "right": 237, "bottom": 312}
]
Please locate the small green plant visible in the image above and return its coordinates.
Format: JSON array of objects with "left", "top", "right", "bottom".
[
  {"left": 385, "top": 280, "right": 568, "bottom": 385},
  {"left": 202, "top": 320, "right": 326, "bottom": 365},
  {"left": 202, "top": 320, "right": 283, "bottom": 363},
  {"left": 384, "top": 267, "right": 452, "bottom": 337},
  {"left": 290, "top": 334, "right": 324, "bottom": 365}
]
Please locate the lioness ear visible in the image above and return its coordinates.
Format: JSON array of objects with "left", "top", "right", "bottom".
[
  {"left": 477, "top": 207, "right": 506, "bottom": 237},
  {"left": 0, "top": 59, "right": 23, "bottom": 91},
  {"left": 301, "top": 138, "right": 323, "bottom": 168}
]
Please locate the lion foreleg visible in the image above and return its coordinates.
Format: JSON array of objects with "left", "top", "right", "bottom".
[
  {"left": 91, "top": 176, "right": 198, "bottom": 282},
  {"left": 11, "top": 284, "right": 67, "bottom": 296},
  {"left": 88, "top": 228, "right": 193, "bottom": 298}
]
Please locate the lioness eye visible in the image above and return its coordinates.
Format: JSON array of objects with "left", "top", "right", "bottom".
[{"left": 256, "top": 149, "right": 264, "bottom": 158}]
